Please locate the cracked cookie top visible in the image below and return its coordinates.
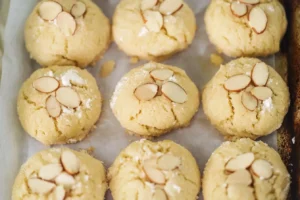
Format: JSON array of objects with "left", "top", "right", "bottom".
[
  {"left": 12, "top": 148, "right": 107, "bottom": 200},
  {"left": 112, "top": 0, "right": 196, "bottom": 61},
  {"left": 17, "top": 66, "right": 101, "bottom": 145},
  {"left": 204, "top": 0, "right": 287, "bottom": 57},
  {"left": 202, "top": 58, "right": 290, "bottom": 140},
  {"left": 110, "top": 62, "right": 199, "bottom": 137},
  {"left": 24, "top": 0, "right": 111, "bottom": 68},
  {"left": 203, "top": 138, "right": 290, "bottom": 200},
  {"left": 108, "top": 140, "right": 201, "bottom": 200}
]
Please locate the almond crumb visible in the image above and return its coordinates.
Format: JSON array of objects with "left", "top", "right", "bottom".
[
  {"left": 100, "top": 61, "right": 115, "bottom": 78},
  {"left": 130, "top": 57, "right": 139, "bottom": 64},
  {"left": 210, "top": 53, "right": 223, "bottom": 66}
]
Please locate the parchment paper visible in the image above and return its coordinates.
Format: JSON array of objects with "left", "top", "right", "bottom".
[{"left": 0, "top": 0, "right": 279, "bottom": 199}]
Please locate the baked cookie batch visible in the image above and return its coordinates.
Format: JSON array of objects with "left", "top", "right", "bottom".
[{"left": 13, "top": 0, "right": 291, "bottom": 199}]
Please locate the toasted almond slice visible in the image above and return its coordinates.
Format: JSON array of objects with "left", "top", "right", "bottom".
[
  {"left": 143, "top": 10, "right": 163, "bottom": 32},
  {"left": 38, "top": 1, "right": 62, "bottom": 21},
  {"left": 61, "top": 151, "right": 80, "bottom": 175},
  {"left": 226, "top": 169, "right": 252, "bottom": 185},
  {"left": 56, "top": 12, "right": 77, "bottom": 36},
  {"left": 157, "top": 154, "right": 181, "bottom": 170},
  {"left": 225, "top": 153, "right": 255, "bottom": 172},
  {"left": 230, "top": 1, "right": 247, "bottom": 17},
  {"left": 251, "top": 62, "right": 269, "bottom": 86},
  {"left": 55, "top": 172, "right": 76, "bottom": 186},
  {"left": 54, "top": 185, "right": 66, "bottom": 200},
  {"left": 159, "top": 0, "right": 183, "bottom": 15},
  {"left": 240, "top": 0, "right": 260, "bottom": 5},
  {"left": 134, "top": 83, "right": 158, "bottom": 101},
  {"left": 227, "top": 185, "right": 255, "bottom": 200},
  {"left": 241, "top": 92, "right": 258, "bottom": 111},
  {"left": 28, "top": 178, "right": 55, "bottom": 194},
  {"left": 248, "top": 7, "right": 268, "bottom": 34},
  {"left": 224, "top": 75, "right": 251, "bottom": 92},
  {"left": 251, "top": 159, "right": 273, "bottom": 179},
  {"left": 71, "top": 1, "right": 86, "bottom": 18},
  {"left": 150, "top": 69, "right": 174, "bottom": 80},
  {"left": 153, "top": 188, "right": 167, "bottom": 200},
  {"left": 33, "top": 77, "right": 59, "bottom": 93},
  {"left": 162, "top": 82, "right": 187, "bottom": 103},
  {"left": 143, "top": 165, "right": 165, "bottom": 184},
  {"left": 39, "top": 163, "right": 63, "bottom": 181},
  {"left": 46, "top": 96, "right": 62, "bottom": 118},
  {"left": 56, "top": 87, "right": 81, "bottom": 108},
  {"left": 251, "top": 87, "right": 272, "bottom": 100},
  {"left": 141, "top": 0, "right": 158, "bottom": 10}
]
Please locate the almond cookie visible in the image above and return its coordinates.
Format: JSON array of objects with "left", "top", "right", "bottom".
[
  {"left": 112, "top": 0, "right": 196, "bottom": 61},
  {"left": 110, "top": 62, "right": 199, "bottom": 137},
  {"left": 205, "top": 0, "right": 287, "bottom": 57},
  {"left": 17, "top": 66, "right": 101, "bottom": 145},
  {"left": 202, "top": 58, "right": 289, "bottom": 140},
  {"left": 203, "top": 138, "right": 290, "bottom": 200},
  {"left": 12, "top": 148, "right": 107, "bottom": 200},
  {"left": 108, "top": 140, "right": 201, "bottom": 200},
  {"left": 25, "top": 0, "right": 111, "bottom": 68}
]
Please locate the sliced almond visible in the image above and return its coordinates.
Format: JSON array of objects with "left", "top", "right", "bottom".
[
  {"left": 226, "top": 169, "right": 252, "bottom": 185},
  {"left": 53, "top": 185, "right": 66, "bottom": 200},
  {"left": 56, "top": 12, "right": 77, "bottom": 36},
  {"left": 71, "top": 1, "right": 86, "bottom": 18},
  {"left": 248, "top": 7, "right": 268, "bottom": 34},
  {"left": 225, "top": 153, "right": 255, "bottom": 172},
  {"left": 153, "top": 188, "right": 167, "bottom": 200},
  {"left": 157, "top": 154, "right": 181, "bottom": 170},
  {"left": 143, "top": 165, "right": 165, "bottom": 184},
  {"left": 46, "top": 96, "right": 62, "bottom": 118},
  {"left": 251, "top": 159, "right": 273, "bottom": 179},
  {"left": 39, "top": 163, "right": 63, "bottom": 181},
  {"left": 150, "top": 69, "right": 174, "bottom": 81},
  {"left": 251, "top": 62, "right": 269, "bottom": 86},
  {"left": 227, "top": 185, "right": 255, "bottom": 200},
  {"left": 28, "top": 178, "right": 55, "bottom": 194},
  {"left": 250, "top": 87, "right": 272, "bottom": 100},
  {"left": 230, "top": 1, "right": 247, "bottom": 17},
  {"left": 141, "top": 0, "right": 158, "bottom": 10},
  {"left": 159, "top": 0, "right": 183, "bottom": 15},
  {"left": 241, "top": 92, "right": 258, "bottom": 111},
  {"left": 33, "top": 76, "right": 59, "bottom": 93},
  {"left": 56, "top": 87, "right": 81, "bottom": 108},
  {"left": 55, "top": 172, "right": 76, "bottom": 186},
  {"left": 161, "top": 82, "right": 187, "bottom": 103},
  {"left": 38, "top": 1, "right": 62, "bottom": 21},
  {"left": 61, "top": 151, "right": 80, "bottom": 175},
  {"left": 224, "top": 75, "right": 251, "bottom": 92},
  {"left": 134, "top": 83, "right": 158, "bottom": 101},
  {"left": 240, "top": 0, "right": 260, "bottom": 5},
  {"left": 144, "top": 158, "right": 158, "bottom": 168},
  {"left": 143, "top": 10, "right": 163, "bottom": 32}
]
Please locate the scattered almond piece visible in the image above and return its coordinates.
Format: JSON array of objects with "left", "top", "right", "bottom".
[
  {"left": 134, "top": 83, "right": 158, "bottom": 101},
  {"left": 153, "top": 188, "right": 168, "bottom": 200},
  {"left": 39, "top": 163, "right": 63, "bottom": 181},
  {"left": 28, "top": 178, "right": 55, "bottom": 194},
  {"left": 71, "top": 1, "right": 87, "bottom": 18},
  {"left": 130, "top": 57, "right": 139, "bottom": 64},
  {"left": 55, "top": 172, "right": 76, "bottom": 186},
  {"left": 226, "top": 169, "right": 252, "bottom": 185},
  {"left": 241, "top": 92, "right": 258, "bottom": 111},
  {"left": 248, "top": 7, "right": 268, "bottom": 34},
  {"left": 159, "top": 0, "right": 183, "bottom": 15},
  {"left": 56, "top": 87, "right": 81, "bottom": 108},
  {"left": 33, "top": 76, "right": 59, "bottom": 93},
  {"left": 240, "top": 0, "right": 260, "bottom": 4},
  {"left": 143, "top": 165, "right": 165, "bottom": 184},
  {"left": 141, "top": 0, "right": 158, "bottom": 10},
  {"left": 230, "top": 1, "right": 247, "bottom": 17},
  {"left": 251, "top": 62, "right": 269, "bottom": 86},
  {"left": 144, "top": 158, "right": 158, "bottom": 168},
  {"left": 56, "top": 12, "right": 77, "bottom": 36},
  {"left": 210, "top": 53, "right": 223, "bottom": 66},
  {"left": 225, "top": 153, "right": 255, "bottom": 172},
  {"left": 161, "top": 82, "right": 187, "bottom": 103},
  {"left": 46, "top": 96, "right": 62, "bottom": 118},
  {"left": 143, "top": 10, "right": 163, "bottom": 32},
  {"left": 53, "top": 185, "right": 66, "bottom": 200},
  {"left": 224, "top": 75, "right": 251, "bottom": 92},
  {"left": 150, "top": 69, "right": 174, "bottom": 80},
  {"left": 157, "top": 154, "right": 181, "bottom": 170},
  {"left": 227, "top": 185, "right": 255, "bottom": 200},
  {"left": 100, "top": 60, "right": 116, "bottom": 78},
  {"left": 61, "top": 151, "right": 80, "bottom": 175},
  {"left": 38, "top": 1, "right": 62, "bottom": 21},
  {"left": 251, "top": 87, "right": 272, "bottom": 100},
  {"left": 251, "top": 159, "right": 273, "bottom": 179}
]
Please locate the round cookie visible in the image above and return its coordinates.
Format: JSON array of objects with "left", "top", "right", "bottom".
[
  {"left": 205, "top": 0, "right": 287, "bottom": 57},
  {"left": 25, "top": 0, "right": 111, "bottom": 68},
  {"left": 110, "top": 62, "right": 199, "bottom": 137},
  {"left": 203, "top": 138, "right": 290, "bottom": 200},
  {"left": 108, "top": 140, "right": 201, "bottom": 200},
  {"left": 12, "top": 148, "right": 107, "bottom": 200},
  {"left": 202, "top": 58, "right": 289, "bottom": 140},
  {"left": 17, "top": 66, "right": 101, "bottom": 145},
  {"left": 113, "top": 0, "right": 196, "bottom": 61}
]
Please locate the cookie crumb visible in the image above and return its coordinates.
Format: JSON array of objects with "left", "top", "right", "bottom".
[
  {"left": 130, "top": 56, "right": 139, "bottom": 64},
  {"left": 80, "top": 146, "right": 95, "bottom": 155},
  {"left": 100, "top": 60, "right": 115, "bottom": 77},
  {"left": 210, "top": 53, "right": 223, "bottom": 66}
]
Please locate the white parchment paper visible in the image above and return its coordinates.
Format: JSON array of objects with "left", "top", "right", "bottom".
[{"left": 0, "top": 0, "right": 280, "bottom": 199}]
